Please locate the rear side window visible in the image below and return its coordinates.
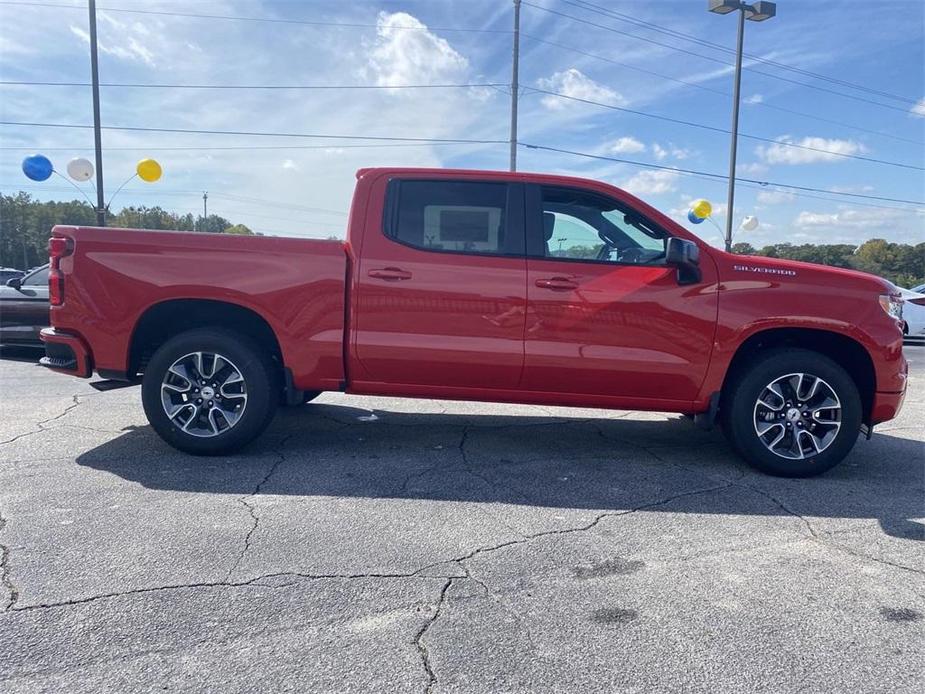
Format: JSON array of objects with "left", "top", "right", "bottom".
[{"left": 385, "top": 180, "right": 516, "bottom": 256}]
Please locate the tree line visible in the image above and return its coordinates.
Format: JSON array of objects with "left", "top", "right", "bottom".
[
  {"left": 1, "top": 192, "right": 922, "bottom": 288},
  {"left": 0, "top": 193, "right": 253, "bottom": 270}
]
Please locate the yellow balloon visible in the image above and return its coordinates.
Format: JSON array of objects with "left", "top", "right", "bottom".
[
  {"left": 691, "top": 198, "right": 712, "bottom": 219},
  {"left": 136, "top": 158, "right": 162, "bottom": 183}
]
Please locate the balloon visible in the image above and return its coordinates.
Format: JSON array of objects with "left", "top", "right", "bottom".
[
  {"left": 687, "top": 210, "right": 705, "bottom": 225},
  {"left": 22, "top": 154, "right": 53, "bottom": 182},
  {"left": 740, "top": 215, "right": 759, "bottom": 231},
  {"left": 136, "top": 158, "right": 162, "bottom": 182},
  {"left": 66, "top": 157, "right": 94, "bottom": 182},
  {"left": 690, "top": 198, "right": 712, "bottom": 219}
]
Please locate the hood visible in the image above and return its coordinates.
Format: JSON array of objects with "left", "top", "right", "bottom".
[{"left": 719, "top": 252, "right": 895, "bottom": 294}]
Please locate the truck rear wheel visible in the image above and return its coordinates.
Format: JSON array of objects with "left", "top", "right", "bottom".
[
  {"left": 141, "top": 328, "right": 278, "bottom": 455},
  {"left": 721, "top": 348, "right": 862, "bottom": 478}
]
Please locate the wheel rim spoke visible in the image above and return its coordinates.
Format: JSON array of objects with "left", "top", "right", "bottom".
[
  {"left": 752, "top": 371, "right": 841, "bottom": 461},
  {"left": 161, "top": 351, "right": 247, "bottom": 438}
]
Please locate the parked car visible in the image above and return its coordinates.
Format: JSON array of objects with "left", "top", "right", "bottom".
[
  {"left": 898, "top": 286, "right": 925, "bottom": 338},
  {"left": 39, "top": 168, "right": 907, "bottom": 477},
  {"left": 0, "top": 264, "right": 49, "bottom": 346},
  {"left": 0, "top": 267, "right": 25, "bottom": 284}
]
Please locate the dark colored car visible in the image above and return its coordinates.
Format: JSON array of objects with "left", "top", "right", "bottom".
[{"left": 0, "top": 264, "right": 49, "bottom": 345}]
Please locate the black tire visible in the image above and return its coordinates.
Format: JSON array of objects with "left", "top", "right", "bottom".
[
  {"left": 141, "top": 328, "right": 279, "bottom": 455},
  {"left": 721, "top": 348, "right": 862, "bottom": 478}
]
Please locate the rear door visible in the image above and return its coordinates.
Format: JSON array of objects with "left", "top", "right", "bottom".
[
  {"left": 522, "top": 184, "right": 717, "bottom": 403},
  {"left": 353, "top": 176, "right": 527, "bottom": 390}
]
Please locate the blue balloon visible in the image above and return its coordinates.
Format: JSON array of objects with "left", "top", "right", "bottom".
[
  {"left": 22, "top": 154, "right": 53, "bottom": 182},
  {"left": 687, "top": 209, "right": 705, "bottom": 225}
]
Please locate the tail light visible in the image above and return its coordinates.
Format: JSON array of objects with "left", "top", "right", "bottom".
[{"left": 48, "top": 236, "right": 73, "bottom": 306}]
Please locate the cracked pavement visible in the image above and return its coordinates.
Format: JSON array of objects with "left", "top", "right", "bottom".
[{"left": 0, "top": 346, "right": 923, "bottom": 693}]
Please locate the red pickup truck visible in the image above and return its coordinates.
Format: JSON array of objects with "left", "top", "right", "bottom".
[{"left": 40, "top": 167, "right": 907, "bottom": 477}]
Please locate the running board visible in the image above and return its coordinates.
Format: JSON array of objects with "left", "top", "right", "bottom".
[{"left": 89, "top": 379, "right": 139, "bottom": 392}]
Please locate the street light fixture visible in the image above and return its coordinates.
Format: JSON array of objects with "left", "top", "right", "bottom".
[{"left": 708, "top": 0, "right": 777, "bottom": 252}]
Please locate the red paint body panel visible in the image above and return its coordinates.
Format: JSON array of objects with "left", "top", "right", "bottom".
[
  {"left": 48, "top": 226, "right": 346, "bottom": 391},
  {"left": 45, "top": 167, "right": 906, "bottom": 428}
]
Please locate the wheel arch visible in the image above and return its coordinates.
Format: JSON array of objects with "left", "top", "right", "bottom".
[
  {"left": 128, "top": 298, "right": 284, "bottom": 379},
  {"left": 721, "top": 327, "right": 876, "bottom": 424}
]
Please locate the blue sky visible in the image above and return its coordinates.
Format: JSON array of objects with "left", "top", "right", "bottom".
[{"left": 1, "top": 0, "right": 923, "bottom": 247}]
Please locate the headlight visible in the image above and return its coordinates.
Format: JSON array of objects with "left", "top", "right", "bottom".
[{"left": 879, "top": 294, "right": 904, "bottom": 321}]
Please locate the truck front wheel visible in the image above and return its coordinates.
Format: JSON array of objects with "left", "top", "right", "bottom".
[
  {"left": 141, "top": 328, "right": 278, "bottom": 455},
  {"left": 721, "top": 348, "right": 862, "bottom": 477}
]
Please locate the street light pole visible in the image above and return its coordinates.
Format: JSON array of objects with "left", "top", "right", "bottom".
[
  {"left": 88, "top": 0, "right": 106, "bottom": 226},
  {"left": 708, "top": 0, "right": 776, "bottom": 252},
  {"left": 509, "top": 0, "right": 521, "bottom": 172},
  {"left": 724, "top": 7, "right": 745, "bottom": 253}
]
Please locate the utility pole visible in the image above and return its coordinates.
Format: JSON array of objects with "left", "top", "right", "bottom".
[
  {"left": 509, "top": 0, "right": 521, "bottom": 172},
  {"left": 88, "top": 0, "right": 106, "bottom": 226},
  {"left": 203, "top": 191, "right": 208, "bottom": 220},
  {"left": 723, "top": 7, "right": 745, "bottom": 253}
]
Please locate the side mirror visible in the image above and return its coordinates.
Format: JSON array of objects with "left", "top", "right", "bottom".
[
  {"left": 5, "top": 277, "right": 22, "bottom": 290},
  {"left": 665, "top": 238, "right": 701, "bottom": 285}
]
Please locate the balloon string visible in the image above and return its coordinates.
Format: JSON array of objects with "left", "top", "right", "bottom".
[
  {"left": 51, "top": 170, "right": 96, "bottom": 208},
  {"left": 105, "top": 173, "right": 139, "bottom": 211}
]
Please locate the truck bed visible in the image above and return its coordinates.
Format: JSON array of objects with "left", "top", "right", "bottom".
[{"left": 49, "top": 225, "right": 348, "bottom": 391}]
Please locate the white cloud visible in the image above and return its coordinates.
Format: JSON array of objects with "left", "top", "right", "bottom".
[
  {"left": 609, "top": 137, "right": 645, "bottom": 154},
  {"left": 621, "top": 169, "right": 679, "bottom": 196},
  {"left": 794, "top": 207, "right": 920, "bottom": 229},
  {"left": 652, "top": 143, "right": 690, "bottom": 161},
  {"left": 829, "top": 184, "right": 875, "bottom": 194},
  {"left": 536, "top": 68, "right": 624, "bottom": 110},
  {"left": 744, "top": 94, "right": 764, "bottom": 104},
  {"left": 69, "top": 23, "right": 155, "bottom": 66},
  {"left": 911, "top": 98, "right": 925, "bottom": 117},
  {"left": 756, "top": 190, "right": 796, "bottom": 205},
  {"left": 756, "top": 136, "right": 867, "bottom": 165},
  {"left": 738, "top": 161, "right": 769, "bottom": 176},
  {"left": 282, "top": 159, "right": 299, "bottom": 171},
  {"left": 366, "top": 11, "right": 468, "bottom": 88}
]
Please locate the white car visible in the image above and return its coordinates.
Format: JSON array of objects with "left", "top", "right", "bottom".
[{"left": 899, "top": 285, "right": 925, "bottom": 339}]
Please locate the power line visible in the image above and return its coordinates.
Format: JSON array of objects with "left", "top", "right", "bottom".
[
  {"left": 0, "top": 120, "right": 509, "bottom": 145},
  {"left": 521, "top": 2, "right": 915, "bottom": 114},
  {"left": 527, "top": 89, "right": 925, "bottom": 171},
  {"left": 0, "top": 80, "right": 508, "bottom": 90},
  {"left": 561, "top": 0, "right": 919, "bottom": 105},
  {"left": 520, "top": 34, "right": 924, "bottom": 147},
  {"left": 519, "top": 143, "right": 925, "bottom": 206},
  {"left": 0, "top": 142, "right": 493, "bottom": 152},
  {"left": 0, "top": 1, "right": 511, "bottom": 33}
]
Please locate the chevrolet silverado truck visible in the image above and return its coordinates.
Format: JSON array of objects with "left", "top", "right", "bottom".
[{"left": 40, "top": 167, "right": 907, "bottom": 477}]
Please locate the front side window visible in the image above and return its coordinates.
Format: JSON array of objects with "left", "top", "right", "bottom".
[
  {"left": 540, "top": 187, "right": 669, "bottom": 265},
  {"left": 388, "top": 180, "right": 513, "bottom": 256},
  {"left": 23, "top": 267, "right": 49, "bottom": 286}
]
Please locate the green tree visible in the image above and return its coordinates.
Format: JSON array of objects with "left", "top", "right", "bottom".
[{"left": 224, "top": 224, "right": 254, "bottom": 235}]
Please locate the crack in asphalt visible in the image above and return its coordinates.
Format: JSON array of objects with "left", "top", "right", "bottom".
[
  {"left": 0, "top": 393, "right": 97, "bottom": 446},
  {"left": 0, "top": 510, "right": 19, "bottom": 611},
  {"left": 413, "top": 576, "right": 454, "bottom": 694},
  {"left": 223, "top": 435, "right": 293, "bottom": 582}
]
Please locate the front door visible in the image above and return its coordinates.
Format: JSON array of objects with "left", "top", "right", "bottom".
[
  {"left": 353, "top": 176, "right": 527, "bottom": 390},
  {"left": 522, "top": 184, "right": 717, "bottom": 404}
]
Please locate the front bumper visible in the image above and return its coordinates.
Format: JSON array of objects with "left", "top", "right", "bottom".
[
  {"left": 871, "top": 389, "right": 907, "bottom": 425},
  {"left": 39, "top": 328, "right": 93, "bottom": 378}
]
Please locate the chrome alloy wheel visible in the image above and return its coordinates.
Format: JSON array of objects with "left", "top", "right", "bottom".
[
  {"left": 753, "top": 372, "right": 842, "bottom": 460},
  {"left": 160, "top": 351, "right": 247, "bottom": 438}
]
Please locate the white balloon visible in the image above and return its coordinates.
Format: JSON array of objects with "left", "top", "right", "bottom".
[
  {"left": 740, "top": 215, "right": 759, "bottom": 231},
  {"left": 66, "top": 157, "right": 94, "bottom": 182}
]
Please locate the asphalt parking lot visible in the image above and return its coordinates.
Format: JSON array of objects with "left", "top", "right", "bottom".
[{"left": 0, "top": 347, "right": 922, "bottom": 693}]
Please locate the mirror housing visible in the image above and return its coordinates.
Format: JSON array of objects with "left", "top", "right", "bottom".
[
  {"left": 5, "top": 277, "right": 22, "bottom": 290},
  {"left": 665, "top": 238, "right": 701, "bottom": 285}
]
